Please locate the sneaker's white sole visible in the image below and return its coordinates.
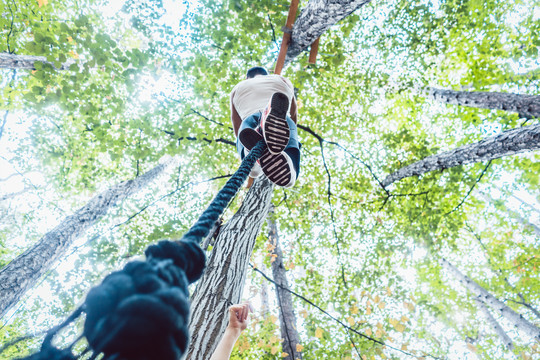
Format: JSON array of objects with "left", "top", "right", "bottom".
[
  {"left": 261, "top": 93, "right": 290, "bottom": 155},
  {"left": 259, "top": 149, "right": 296, "bottom": 188}
]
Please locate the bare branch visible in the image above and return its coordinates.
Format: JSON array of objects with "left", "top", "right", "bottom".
[
  {"left": 297, "top": 124, "right": 387, "bottom": 191},
  {"left": 445, "top": 160, "right": 491, "bottom": 215},
  {"left": 0, "top": 187, "right": 30, "bottom": 202},
  {"left": 161, "top": 129, "right": 235, "bottom": 147}
]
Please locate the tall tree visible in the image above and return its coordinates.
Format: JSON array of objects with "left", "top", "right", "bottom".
[
  {"left": 467, "top": 223, "right": 540, "bottom": 321},
  {"left": 0, "top": 53, "right": 73, "bottom": 70},
  {"left": 382, "top": 123, "right": 540, "bottom": 187},
  {"left": 2, "top": 0, "right": 540, "bottom": 358},
  {"left": 441, "top": 257, "right": 540, "bottom": 341},
  {"left": 474, "top": 298, "right": 514, "bottom": 351},
  {"left": 187, "top": 177, "right": 273, "bottom": 360},
  {"left": 285, "top": 0, "right": 372, "bottom": 65},
  {"left": 495, "top": 185, "right": 540, "bottom": 215},
  {"left": 478, "top": 191, "right": 540, "bottom": 238},
  {"left": 0, "top": 159, "right": 172, "bottom": 318},
  {"left": 268, "top": 210, "right": 303, "bottom": 360},
  {"left": 260, "top": 265, "right": 271, "bottom": 317},
  {"left": 420, "top": 87, "right": 540, "bottom": 119}
]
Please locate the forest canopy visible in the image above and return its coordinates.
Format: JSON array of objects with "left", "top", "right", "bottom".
[{"left": 0, "top": 0, "right": 539, "bottom": 359}]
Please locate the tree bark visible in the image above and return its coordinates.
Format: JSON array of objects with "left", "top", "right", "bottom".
[
  {"left": 0, "top": 53, "right": 73, "bottom": 70},
  {"left": 424, "top": 87, "right": 540, "bottom": 119},
  {"left": 0, "top": 160, "right": 172, "bottom": 318},
  {"left": 268, "top": 210, "right": 303, "bottom": 360},
  {"left": 441, "top": 257, "right": 540, "bottom": 341},
  {"left": 382, "top": 123, "right": 540, "bottom": 187},
  {"left": 509, "top": 299, "right": 540, "bottom": 321},
  {"left": 186, "top": 177, "right": 273, "bottom": 360},
  {"left": 284, "top": 0, "right": 372, "bottom": 66},
  {"left": 474, "top": 298, "right": 514, "bottom": 351},
  {"left": 260, "top": 264, "right": 271, "bottom": 317}
]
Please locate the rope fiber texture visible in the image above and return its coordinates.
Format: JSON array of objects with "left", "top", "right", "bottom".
[{"left": 20, "top": 141, "right": 266, "bottom": 360}]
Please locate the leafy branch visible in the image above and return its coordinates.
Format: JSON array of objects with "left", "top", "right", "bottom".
[
  {"left": 465, "top": 224, "right": 540, "bottom": 319},
  {"left": 0, "top": 331, "right": 45, "bottom": 356},
  {"left": 445, "top": 160, "right": 492, "bottom": 215},
  {"left": 250, "top": 265, "right": 442, "bottom": 359}
]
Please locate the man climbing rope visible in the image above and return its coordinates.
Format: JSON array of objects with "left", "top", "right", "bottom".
[
  {"left": 230, "top": 66, "right": 301, "bottom": 188},
  {"left": 210, "top": 303, "right": 251, "bottom": 360}
]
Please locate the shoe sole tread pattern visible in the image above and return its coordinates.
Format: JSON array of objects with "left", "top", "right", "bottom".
[
  {"left": 263, "top": 93, "right": 290, "bottom": 155},
  {"left": 259, "top": 149, "right": 292, "bottom": 187}
]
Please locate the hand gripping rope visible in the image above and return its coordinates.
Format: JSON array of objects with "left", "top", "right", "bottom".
[{"left": 21, "top": 141, "right": 266, "bottom": 360}]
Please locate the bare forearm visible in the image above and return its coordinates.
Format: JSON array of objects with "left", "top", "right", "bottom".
[{"left": 209, "top": 328, "right": 241, "bottom": 360}]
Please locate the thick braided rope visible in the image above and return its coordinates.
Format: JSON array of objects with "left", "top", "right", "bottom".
[
  {"left": 20, "top": 141, "right": 266, "bottom": 360},
  {"left": 181, "top": 140, "right": 266, "bottom": 242},
  {"left": 145, "top": 140, "right": 266, "bottom": 282}
]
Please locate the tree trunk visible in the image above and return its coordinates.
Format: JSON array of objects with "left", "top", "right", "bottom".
[
  {"left": 0, "top": 53, "right": 73, "bottom": 70},
  {"left": 0, "top": 160, "right": 172, "bottom": 318},
  {"left": 510, "top": 298, "right": 540, "bottom": 321},
  {"left": 469, "top": 223, "right": 540, "bottom": 320},
  {"left": 260, "top": 264, "right": 271, "bottom": 317},
  {"left": 507, "top": 191, "right": 540, "bottom": 216},
  {"left": 268, "top": 210, "right": 303, "bottom": 360},
  {"left": 423, "top": 87, "right": 540, "bottom": 118},
  {"left": 0, "top": 187, "right": 30, "bottom": 202},
  {"left": 474, "top": 298, "right": 514, "bottom": 351},
  {"left": 382, "top": 123, "right": 540, "bottom": 187},
  {"left": 479, "top": 191, "right": 540, "bottom": 238},
  {"left": 441, "top": 257, "right": 540, "bottom": 341},
  {"left": 508, "top": 211, "right": 540, "bottom": 237},
  {"left": 284, "top": 0, "right": 372, "bottom": 66},
  {"left": 186, "top": 177, "right": 273, "bottom": 360}
]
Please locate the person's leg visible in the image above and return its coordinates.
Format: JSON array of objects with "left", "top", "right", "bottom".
[
  {"left": 236, "top": 114, "right": 263, "bottom": 179},
  {"left": 284, "top": 116, "right": 300, "bottom": 179},
  {"left": 238, "top": 113, "right": 263, "bottom": 151},
  {"left": 237, "top": 112, "right": 300, "bottom": 187}
]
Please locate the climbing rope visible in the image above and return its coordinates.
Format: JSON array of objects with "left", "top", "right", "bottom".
[{"left": 21, "top": 141, "right": 266, "bottom": 360}]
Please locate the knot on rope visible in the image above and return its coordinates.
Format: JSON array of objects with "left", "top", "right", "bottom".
[
  {"left": 84, "top": 240, "right": 196, "bottom": 359},
  {"left": 145, "top": 239, "right": 206, "bottom": 283},
  {"left": 21, "top": 141, "right": 267, "bottom": 360}
]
